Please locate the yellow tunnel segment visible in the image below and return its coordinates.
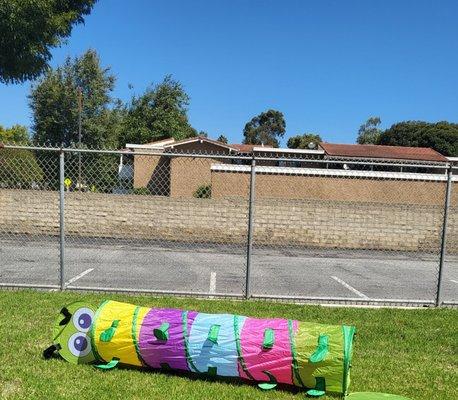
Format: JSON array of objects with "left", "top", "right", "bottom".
[{"left": 91, "top": 300, "right": 148, "bottom": 366}]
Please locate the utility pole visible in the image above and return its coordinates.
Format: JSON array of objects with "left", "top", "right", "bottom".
[{"left": 77, "top": 87, "right": 82, "bottom": 190}]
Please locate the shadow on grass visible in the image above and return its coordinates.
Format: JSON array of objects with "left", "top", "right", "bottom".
[{"left": 45, "top": 354, "right": 344, "bottom": 398}]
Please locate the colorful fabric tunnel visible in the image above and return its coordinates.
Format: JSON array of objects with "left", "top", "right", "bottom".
[{"left": 48, "top": 300, "right": 356, "bottom": 397}]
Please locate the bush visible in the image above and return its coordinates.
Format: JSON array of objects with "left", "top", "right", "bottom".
[
  {"left": 194, "top": 184, "right": 211, "bottom": 198},
  {"left": 0, "top": 148, "right": 44, "bottom": 189},
  {"left": 132, "top": 187, "right": 151, "bottom": 195}
]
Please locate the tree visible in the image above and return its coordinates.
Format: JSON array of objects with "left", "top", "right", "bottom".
[
  {"left": 0, "top": 0, "right": 96, "bottom": 84},
  {"left": 243, "top": 109, "right": 286, "bottom": 147},
  {"left": 29, "top": 49, "right": 120, "bottom": 148},
  {"left": 287, "top": 133, "right": 322, "bottom": 149},
  {"left": 217, "top": 134, "right": 228, "bottom": 144},
  {"left": 121, "top": 75, "right": 197, "bottom": 145},
  {"left": 379, "top": 121, "right": 458, "bottom": 157},
  {"left": 0, "top": 125, "right": 44, "bottom": 188},
  {"left": 357, "top": 117, "right": 382, "bottom": 144},
  {"left": 0, "top": 124, "right": 30, "bottom": 144},
  {"left": 29, "top": 50, "right": 122, "bottom": 191}
]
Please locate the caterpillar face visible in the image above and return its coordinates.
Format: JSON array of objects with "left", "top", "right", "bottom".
[{"left": 52, "top": 302, "right": 96, "bottom": 364}]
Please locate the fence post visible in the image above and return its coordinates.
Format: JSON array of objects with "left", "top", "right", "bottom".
[
  {"left": 245, "top": 154, "right": 256, "bottom": 299},
  {"left": 436, "top": 164, "right": 453, "bottom": 307},
  {"left": 59, "top": 150, "right": 66, "bottom": 290}
]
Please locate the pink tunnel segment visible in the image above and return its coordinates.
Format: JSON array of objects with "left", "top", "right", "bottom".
[{"left": 239, "top": 318, "right": 296, "bottom": 385}]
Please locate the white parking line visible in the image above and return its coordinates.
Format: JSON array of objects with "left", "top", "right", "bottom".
[
  {"left": 65, "top": 268, "right": 94, "bottom": 286},
  {"left": 331, "top": 276, "right": 369, "bottom": 299},
  {"left": 209, "top": 271, "right": 216, "bottom": 296},
  {"left": 451, "top": 279, "right": 458, "bottom": 284}
]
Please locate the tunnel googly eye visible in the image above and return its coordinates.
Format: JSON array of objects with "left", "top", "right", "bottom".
[
  {"left": 72, "top": 307, "right": 94, "bottom": 332},
  {"left": 68, "top": 332, "right": 92, "bottom": 357}
]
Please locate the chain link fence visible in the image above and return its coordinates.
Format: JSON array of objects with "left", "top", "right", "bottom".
[
  {"left": 0, "top": 147, "right": 61, "bottom": 289},
  {"left": 444, "top": 168, "right": 458, "bottom": 305},
  {"left": 0, "top": 144, "right": 456, "bottom": 306}
]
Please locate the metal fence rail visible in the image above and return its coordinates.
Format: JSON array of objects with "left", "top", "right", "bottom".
[{"left": 0, "top": 144, "right": 456, "bottom": 306}]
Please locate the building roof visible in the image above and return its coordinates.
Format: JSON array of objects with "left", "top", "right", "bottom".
[
  {"left": 126, "top": 136, "right": 239, "bottom": 152},
  {"left": 163, "top": 136, "right": 238, "bottom": 151},
  {"left": 319, "top": 143, "right": 448, "bottom": 162},
  {"left": 230, "top": 144, "right": 256, "bottom": 152},
  {"left": 125, "top": 138, "right": 175, "bottom": 150},
  {"left": 126, "top": 137, "right": 448, "bottom": 163},
  {"left": 252, "top": 146, "right": 324, "bottom": 155}
]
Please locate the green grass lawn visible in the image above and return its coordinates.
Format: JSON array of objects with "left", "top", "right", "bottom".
[{"left": 0, "top": 290, "right": 456, "bottom": 400}]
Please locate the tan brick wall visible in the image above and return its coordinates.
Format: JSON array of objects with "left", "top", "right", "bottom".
[
  {"left": 0, "top": 190, "right": 248, "bottom": 242},
  {"left": 211, "top": 171, "right": 458, "bottom": 206},
  {"left": 447, "top": 181, "right": 458, "bottom": 252},
  {"left": 170, "top": 157, "right": 221, "bottom": 197},
  {"left": 252, "top": 199, "right": 455, "bottom": 252},
  {"left": 0, "top": 189, "right": 456, "bottom": 253},
  {"left": 168, "top": 142, "right": 232, "bottom": 198},
  {"left": 212, "top": 171, "right": 250, "bottom": 198},
  {"left": 0, "top": 190, "right": 60, "bottom": 236},
  {"left": 133, "top": 142, "right": 232, "bottom": 197},
  {"left": 134, "top": 155, "right": 164, "bottom": 188}
]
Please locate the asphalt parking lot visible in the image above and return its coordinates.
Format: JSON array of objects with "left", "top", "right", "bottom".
[{"left": 1, "top": 235, "right": 457, "bottom": 304}]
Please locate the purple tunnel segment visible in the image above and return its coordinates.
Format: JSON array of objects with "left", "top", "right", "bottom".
[{"left": 138, "top": 308, "right": 197, "bottom": 371}]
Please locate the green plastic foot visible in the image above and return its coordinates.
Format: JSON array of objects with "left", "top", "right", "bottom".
[
  {"left": 309, "top": 334, "right": 329, "bottom": 363},
  {"left": 100, "top": 320, "right": 120, "bottom": 342},
  {"left": 160, "top": 363, "right": 171, "bottom": 371},
  {"left": 95, "top": 358, "right": 120, "bottom": 370},
  {"left": 258, "top": 381, "right": 277, "bottom": 390},
  {"left": 258, "top": 371, "right": 277, "bottom": 390},
  {"left": 306, "top": 389, "right": 326, "bottom": 397},
  {"left": 306, "top": 377, "right": 326, "bottom": 397},
  {"left": 207, "top": 324, "right": 221, "bottom": 344},
  {"left": 262, "top": 328, "right": 275, "bottom": 350},
  {"left": 154, "top": 322, "right": 170, "bottom": 341}
]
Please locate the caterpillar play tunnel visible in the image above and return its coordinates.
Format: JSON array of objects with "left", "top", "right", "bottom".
[{"left": 46, "top": 300, "right": 356, "bottom": 398}]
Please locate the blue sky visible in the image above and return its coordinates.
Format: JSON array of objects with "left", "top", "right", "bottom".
[{"left": 1, "top": 0, "right": 457, "bottom": 146}]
